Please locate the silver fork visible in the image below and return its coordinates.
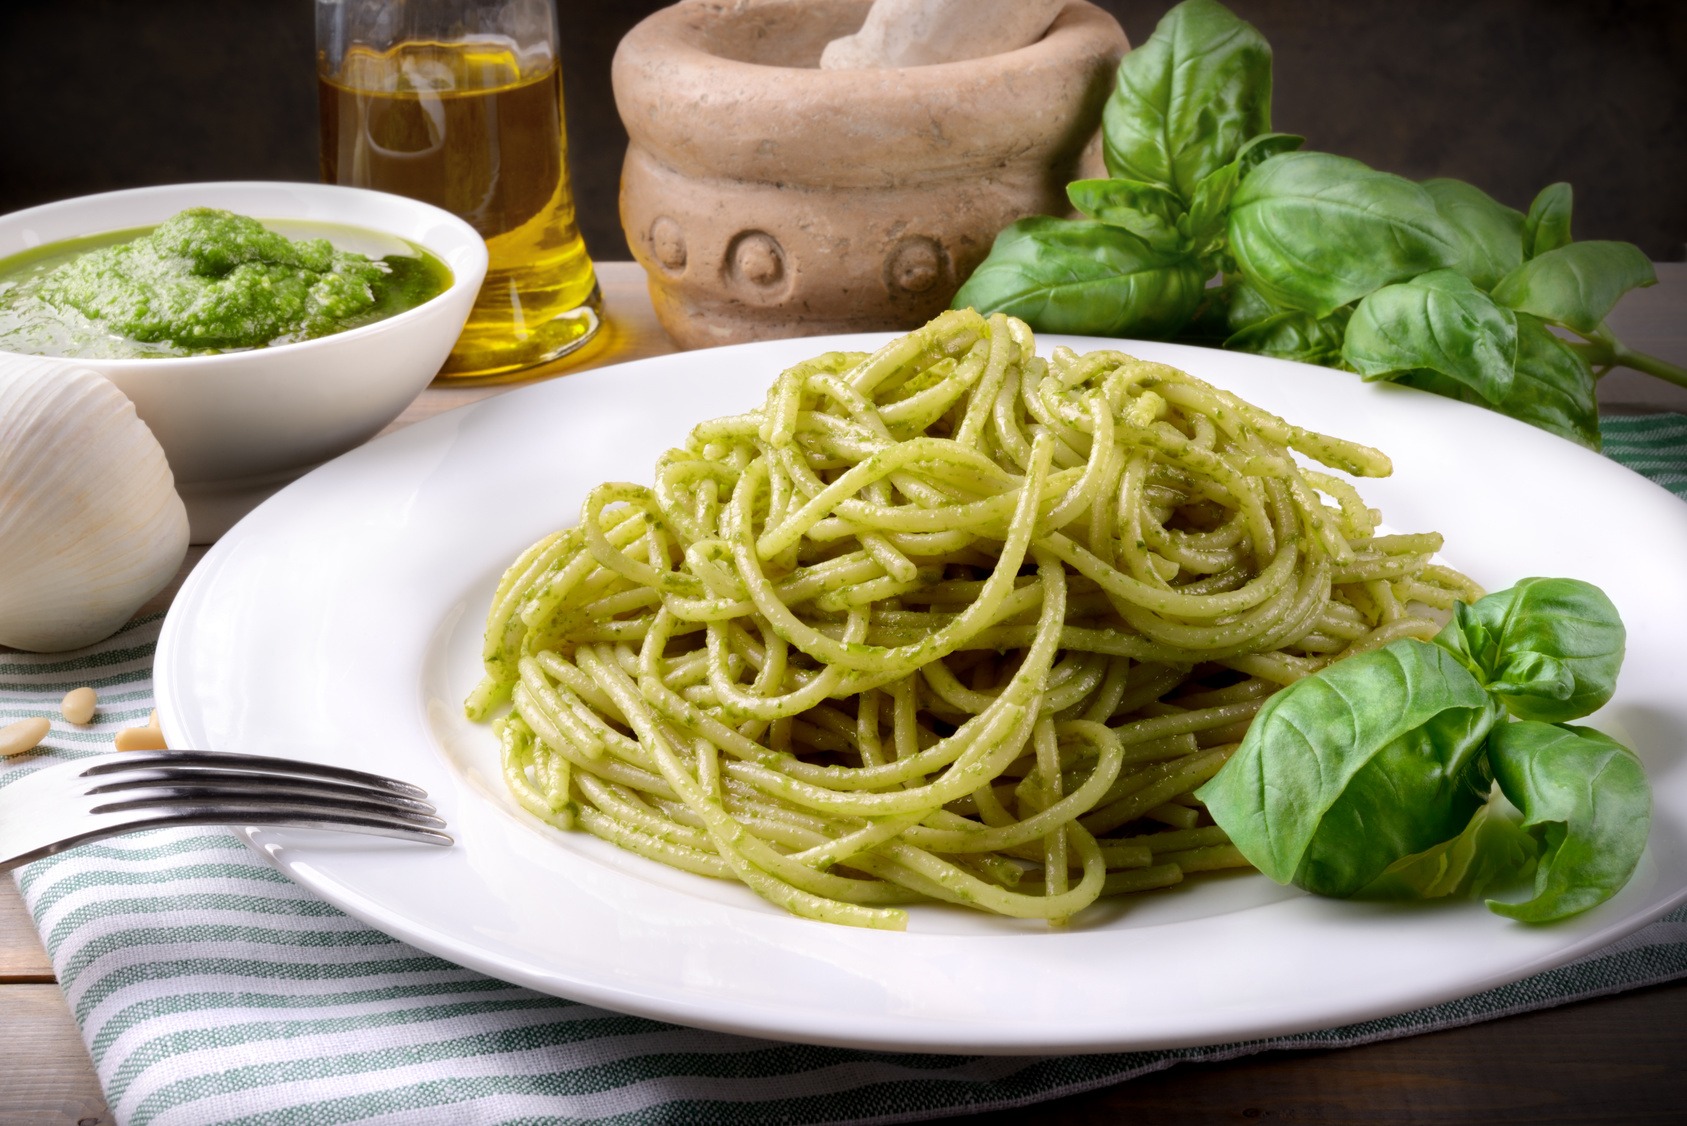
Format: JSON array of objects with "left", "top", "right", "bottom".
[{"left": 0, "top": 750, "right": 452, "bottom": 872}]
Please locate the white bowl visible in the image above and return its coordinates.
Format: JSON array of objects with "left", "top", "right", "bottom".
[{"left": 0, "top": 182, "right": 489, "bottom": 541}]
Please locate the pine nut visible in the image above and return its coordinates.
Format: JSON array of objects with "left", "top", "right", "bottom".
[
  {"left": 115, "top": 724, "right": 167, "bottom": 752},
  {"left": 61, "top": 686, "right": 98, "bottom": 725},
  {"left": 0, "top": 716, "right": 51, "bottom": 757},
  {"left": 148, "top": 709, "right": 161, "bottom": 730}
]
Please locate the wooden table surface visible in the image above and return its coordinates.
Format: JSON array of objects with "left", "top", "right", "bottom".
[{"left": 5, "top": 261, "right": 1687, "bottom": 1126}]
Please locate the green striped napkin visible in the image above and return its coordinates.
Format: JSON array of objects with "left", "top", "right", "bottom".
[{"left": 5, "top": 414, "right": 1686, "bottom": 1126}]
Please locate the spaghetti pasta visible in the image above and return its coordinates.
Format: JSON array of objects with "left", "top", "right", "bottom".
[{"left": 467, "top": 310, "right": 1480, "bottom": 929}]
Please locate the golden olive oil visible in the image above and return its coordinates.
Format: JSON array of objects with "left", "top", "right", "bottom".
[{"left": 319, "top": 40, "right": 599, "bottom": 379}]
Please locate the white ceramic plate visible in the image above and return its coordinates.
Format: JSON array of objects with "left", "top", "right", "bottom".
[{"left": 155, "top": 334, "right": 1687, "bottom": 1055}]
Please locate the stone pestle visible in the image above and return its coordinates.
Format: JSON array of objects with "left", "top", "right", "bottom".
[{"left": 821, "top": 0, "right": 1066, "bottom": 70}]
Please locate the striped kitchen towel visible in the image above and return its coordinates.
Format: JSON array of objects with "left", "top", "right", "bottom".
[{"left": 4, "top": 414, "right": 1686, "bottom": 1126}]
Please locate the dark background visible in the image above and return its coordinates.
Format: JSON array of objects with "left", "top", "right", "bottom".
[{"left": 2, "top": 1, "right": 1683, "bottom": 263}]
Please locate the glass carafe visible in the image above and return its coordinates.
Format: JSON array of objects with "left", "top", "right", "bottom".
[{"left": 317, "top": 0, "right": 600, "bottom": 379}]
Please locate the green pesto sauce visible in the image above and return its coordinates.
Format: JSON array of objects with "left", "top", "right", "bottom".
[{"left": 0, "top": 208, "right": 451, "bottom": 359}]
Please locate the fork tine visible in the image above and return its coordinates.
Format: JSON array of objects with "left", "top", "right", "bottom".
[
  {"left": 83, "top": 772, "right": 439, "bottom": 815},
  {"left": 77, "top": 750, "right": 429, "bottom": 800},
  {"left": 88, "top": 789, "right": 445, "bottom": 826},
  {"left": 0, "top": 751, "right": 455, "bottom": 874}
]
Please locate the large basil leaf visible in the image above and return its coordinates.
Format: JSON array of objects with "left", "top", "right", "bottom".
[
  {"left": 1392, "top": 312, "right": 1599, "bottom": 449},
  {"left": 951, "top": 217, "right": 1206, "bottom": 337},
  {"left": 1434, "top": 577, "right": 1625, "bottom": 724},
  {"left": 1343, "top": 269, "right": 1518, "bottom": 404},
  {"left": 1486, "top": 721, "right": 1651, "bottom": 922},
  {"left": 1523, "top": 182, "right": 1573, "bottom": 258},
  {"left": 1360, "top": 792, "right": 1537, "bottom": 901},
  {"left": 1490, "top": 240, "right": 1656, "bottom": 334},
  {"left": 1228, "top": 152, "right": 1460, "bottom": 317},
  {"left": 1422, "top": 178, "right": 1526, "bottom": 290},
  {"left": 1196, "top": 639, "right": 1503, "bottom": 896},
  {"left": 1066, "top": 178, "right": 1185, "bottom": 255},
  {"left": 1102, "top": 0, "right": 1272, "bottom": 203}
]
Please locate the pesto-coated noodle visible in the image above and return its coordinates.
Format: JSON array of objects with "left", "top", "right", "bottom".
[{"left": 467, "top": 311, "right": 1481, "bottom": 929}]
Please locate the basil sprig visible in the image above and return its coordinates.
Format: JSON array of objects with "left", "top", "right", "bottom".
[
  {"left": 1196, "top": 578, "right": 1651, "bottom": 922},
  {"left": 951, "top": 0, "right": 1687, "bottom": 450},
  {"left": 1434, "top": 576, "right": 1625, "bottom": 724}
]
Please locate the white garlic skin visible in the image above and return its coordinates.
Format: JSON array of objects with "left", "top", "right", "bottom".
[{"left": 0, "top": 357, "right": 190, "bottom": 652}]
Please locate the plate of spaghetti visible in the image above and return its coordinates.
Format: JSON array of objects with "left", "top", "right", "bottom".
[{"left": 156, "top": 312, "right": 1687, "bottom": 1053}]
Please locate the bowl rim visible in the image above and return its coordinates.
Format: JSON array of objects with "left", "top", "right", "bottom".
[{"left": 0, "top": 180, "right": 490, "bottom": 370}]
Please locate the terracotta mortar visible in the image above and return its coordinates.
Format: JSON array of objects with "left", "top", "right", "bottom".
[{"left": 613, "top": 0, "right": 1129, "bottom": 349}]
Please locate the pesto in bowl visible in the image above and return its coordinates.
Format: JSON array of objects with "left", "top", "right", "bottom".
[{"left": 0, "top": 208, "right": 451, "bottom": 359}]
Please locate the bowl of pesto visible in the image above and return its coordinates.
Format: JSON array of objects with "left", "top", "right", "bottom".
[{"left": 0, "top": 182, "right": 488, "bottom": 541}]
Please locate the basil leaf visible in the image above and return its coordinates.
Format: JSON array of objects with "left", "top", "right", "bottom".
[
  {"left": 1227, "top": 152, "right": 1460, "bottom": 317},
  {"left": 1422, "top": 178, "right": 1526, "bottom": 290},
  {"left": 1221, "top": 274, "right": 1277, "bottom": 330},
  {"left": 1485, "top": 721, "right": 1651, "bottom": 922},
  {"left": 1183, "top": 160, "right": 1241, "bottom": 259},
  {"left": 1391, "top": 313, "right": 1599, "bottom": 449},
  {"left": 1502, "top": 313, "right": 1602, "bottom": 448},
  {"left": 1434, "top": 577, "right": 1625, "bottom": 724},
  {"left": 1226, "top": 305, "right": 1349, "bottom": 365},
  {"left": 1235, "top": 132, "right": 1303, "bottom": 179},
  {"left": 1360, "top": 791, "right": 1538, "bottom": 901},
  {"left": 951, "top": 217, "right": 1206, "bottom": 337},
  {"left": 1342, "top": 269, "right": 1518, "bottom": 403},
  {"left": 1102, "top": 0, "right": 1272, "bottom": 203},
  {"left": 1490, "top": 240, "right": 1656, "bottom": 334},
  {"left": 1196, "top": 639, "right": 1503, "bottom": 896},
  {"left": 1523, "top": 182, "right": 1574, "bottom": 258},
  {"left": 1217, "top": 276, "right": 1345, "bottom": 362},
  {"left": 1066, "top": 178, "right": 1185, "bottom": 254}
]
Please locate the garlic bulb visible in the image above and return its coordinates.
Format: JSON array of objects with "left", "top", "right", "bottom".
[{"left": 0, "top": 357, "right": 189, "bottom": 652}]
